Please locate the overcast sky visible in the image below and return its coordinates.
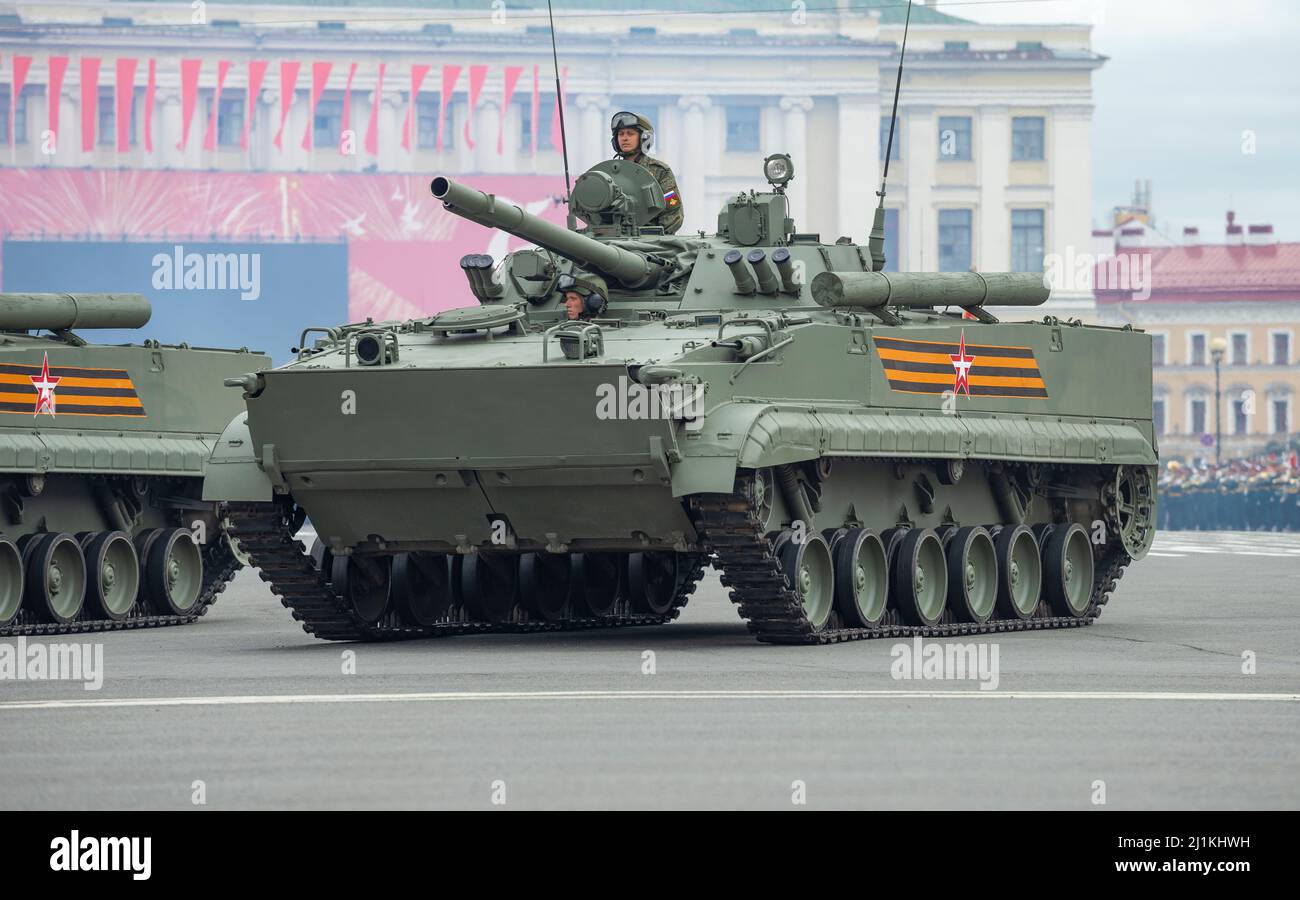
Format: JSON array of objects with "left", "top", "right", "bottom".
[{"left": 948, "top": 0, "right": 1300, "bottom": 241}]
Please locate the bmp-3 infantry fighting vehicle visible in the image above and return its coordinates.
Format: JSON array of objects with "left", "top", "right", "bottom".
[
  {"left": 0, "top": 293, "right": 268, "bottom": 635},
  {"left": 216, "top": 152, "right": 1157, "bottom": 645}
]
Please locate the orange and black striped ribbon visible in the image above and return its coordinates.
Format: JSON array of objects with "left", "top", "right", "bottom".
[
  {"left": 874, "top": 336, "right": 1049, "bottom": 399},
  {"left": 0, "top": 363, "right": 148, "bottom": 417}
]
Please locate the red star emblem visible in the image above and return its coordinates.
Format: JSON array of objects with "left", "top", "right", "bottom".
[
  {"left": 949, "top": 330, "right": 975, "bottom": 397},
  {"left": 30, "top": 352, "right": 60, "bottom": 417}
]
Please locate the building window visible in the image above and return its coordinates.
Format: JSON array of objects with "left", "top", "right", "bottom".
[
  {"left": 883, "top": 208, "right": 900, "bottom": 273},
  {"left": 313, "top": 98, "right": 343, "bottom": 149},
  {"left": 879, "top": 115, "right": 901, "bottom": 161},
  {"left": 1189, "top": 332, "right": 1207, "bottom": 367},
  {"left": 1011, "top": 116, "right": 1045, "bottom": 161},
  {"left": 1189, "top": 397, "right": 1207, "bottom": 435},
  {"left": 1272, "top": 331, "right": 1291, "bottom": 365},
  {"left": 213, "top": 90, "right": 244, "bottom": 148},
  {"left": 1151, "top": 334, "right": 1167, "bottom": 366},
  {"left": 1232, "top": 396, "right": 1249, "bottom": 435},
  {"left": 938, "top": 209, "right": 972, "bottom": 273},
  {"left": 417, "top": 96, "right": 455, "bottom": 150},
  {"left": 937, "top": 116, "right": 971, "bottom": 160},
  {"left": 1011, "top": 209, "right": 1045, "bottom": 272},
  {"left": 0, "top": 87, "right": 30, "bottom": 143},
  {"left": 726, "top": 106, "right": 761, "bottom": 152},
  {"left": 97, "top": 88, "right": 139, "bottom": 147},
  {"left": 1272, "top": 397, "right": 1291, "bottom": 434},
  {"left": 520, "top": 99, "right": 553, "bottom": 151},
  {"left": 1230, "top": 331, "right": 1248, "bottom": 365},
  {"left": 1152, "top": 398, "right": 1166, "bottom": 436}
]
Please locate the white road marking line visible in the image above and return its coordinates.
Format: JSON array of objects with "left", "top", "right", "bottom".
[
  {"left": 1145, "top": 552, "right": 1186, "bottom": 558},
  {"left": 1, "top": 690, "right": 1297, "bottom": 712}
]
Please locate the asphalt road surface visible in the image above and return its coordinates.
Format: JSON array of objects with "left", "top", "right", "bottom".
[{"left": 2, "top": 530, "right": 1297, "bottom": 810}]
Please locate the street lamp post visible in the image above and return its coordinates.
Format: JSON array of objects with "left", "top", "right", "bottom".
[{"left": 1210, "top": 336, "right": 1228, "bottom": 468}]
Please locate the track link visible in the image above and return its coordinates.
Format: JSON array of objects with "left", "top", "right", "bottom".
[
  {"left": 227, "top": 501, "right": 700, "bottom": 642},
  {"left": 0, "top": 534, "right": 242, "bottom": 638},
  {"left": 689, "top": 470, "right": 1131, "bottom": 645}
]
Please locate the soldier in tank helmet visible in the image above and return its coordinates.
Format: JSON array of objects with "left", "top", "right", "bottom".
[
  {"left": 610, "top": 111, "right": 683, "bottom": 235},
  {"left": 558, "top": 272, "right": 608, "bottom": 321}
]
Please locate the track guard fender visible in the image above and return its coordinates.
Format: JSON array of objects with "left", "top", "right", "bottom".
[
  {"left": 671, "top": 403, "right": 821, "bottom": 497},
  {"left": 202, "top": 412, "right": 275, "bottom": 502}
]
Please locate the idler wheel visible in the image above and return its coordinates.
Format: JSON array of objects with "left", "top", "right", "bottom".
[
  {"left": 573, "top": 552, "right": 622, "bottom": 618},
  {"left": 993, "top": 524, "right": 1042, "bottom": 620},
  {"left": 945, "top": 526, "right": 997, "bottom": 624},
  {"left": 25, "top": 532, "right": 87, "bottom": 624},
  {"left": 143, "top": 528, "right": 205, "bottom": 615},
  {"left": 1043, "top": 523, "right": 1095, "bottom": 618},
  {"left": 519, "top": 552, "right": 570, "bottom": 621},
  {"left": 391, "top": 553, "right": 451, "bottom": 627},
  {"left": 777, "top": 531, "right": 834, "bottom": 631},
  {"left": 457, "top": 552, "right": 518, "bottom": 623},
  {"left": 331, "top": 555, "right": 392, "bottom": 624},
  {"left": 0, "top": 535, "right": 24, "bottom": 625},
  {"left": 627, "top": 551, "right": 679, "bottom": 616},
  {"left": 832, "top": 528, "right": 888, "bottom": 627},
  {"left": 892, "top": 528, "right": 947, "bottom": 627},
  {"left": 84, "top": 531, "right": 140, "bottom": 620}
]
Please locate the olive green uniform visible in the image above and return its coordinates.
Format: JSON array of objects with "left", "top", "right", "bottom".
[{"left": 629, "top": 151, "right": 683, "bottom": 234}]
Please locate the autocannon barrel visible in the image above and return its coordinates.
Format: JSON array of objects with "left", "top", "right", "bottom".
[
  {"left": 0, "top": 293, "right": 152, "bottom": 331},
  {"left": 431, "top": 176, "right": 667, "bottom": 288},
  {"left": 810, "top": 271, "right": 1050, "bottom": 309}
]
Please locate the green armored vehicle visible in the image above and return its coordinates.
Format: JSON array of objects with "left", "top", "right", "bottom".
[
  {"left": 215, "top": 151, "right": 1157, "bottom": 645},
  {"left": 0, "top": 293, "right": 268, "bottom": 635}
]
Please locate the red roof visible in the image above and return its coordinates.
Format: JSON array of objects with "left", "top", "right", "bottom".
[{"left": 1094, "top": 242, "right": 1300, "bottom": 302}]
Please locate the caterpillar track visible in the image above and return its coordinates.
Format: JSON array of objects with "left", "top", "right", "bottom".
[
  {"left": 690, "top": 469, "right": 1132, "bottom": 645},
  {"left": 226, "top": 501, "right": 703, "bottom": 642},
  {"left": 0, "top": 536, "right": 241, "bottom": 638}
]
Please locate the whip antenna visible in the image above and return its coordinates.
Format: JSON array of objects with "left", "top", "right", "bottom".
[
  {"left": 547, "top": 0, "right": 576, "bottom": 230},
  {"left": 868, "top": 0, "right": 913, "bottom": 272}
]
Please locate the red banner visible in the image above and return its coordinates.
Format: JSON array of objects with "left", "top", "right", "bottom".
[
  {"left": 176, "top": 59, "right": 201, "bottom": 151},
  {"left": 10, "top": 55, "right": 30, "bottom": 148},
  {"left": 79, "top": 57, "right": 100, "bottom": 152},
  {"left": 243, "top": 60, "right": 267, "bottom": 151},
  {"left": 401, "top": 64, "right": 430, "bottom": 151},
  {"left": 47, "top": 56, "right": 68, "bottom": 151},
  {"left": 439, "top": 64, "right": 461, "bottom": 152},
  {"left": 340, "top": 62, "right": 357, "bottom": 155},
  {"left": 463, "top": 64, "right": 488, "bottom": 150},
  {"left": 143, "top": 58, "right": 156, "bottom": 152},
  {"left": 364, "top": 63, "right": 385, "bottom": 156},
  {"left": 302, "top": 61, "right": 332, "bottom": 150},
  {"left": 202, "top": 59, "right": 231, "bottom": 152},
  {"left": 114, "top": 58, "right": 137, "bottom": 152},
  {"left": 273, "top": 60, "right": 300, "bottom": 150},
  {"left": 498, "top": 65, "right": 523, "bottom": 155}
]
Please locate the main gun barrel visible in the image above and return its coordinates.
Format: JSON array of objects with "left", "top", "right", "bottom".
[
  {"left": 810, "top": 271, "right": 1050, "bottom": 309},
  {"left": 0, "top": 293, "right": 152, "bottom": 331},
  {"left": 431, "top": 176, "right": 667, "bottom": 288}
]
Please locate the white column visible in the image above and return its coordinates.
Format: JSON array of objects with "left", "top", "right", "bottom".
[
  {"left": 160, "top": 88, "right": 184, "bottom": 169},
  {"left": 1050, "top": 104, "right": 1097, "bottom": 318},
  {"left": 677, "top": 94, "right": 712, "bottom": 233},
  {"left": 903, "top": 104, "right": 935, "bottom": 271},
  {"left": 377, "top": 92, "right": 401, "bottom": 172},
  {"left": 576, "top": 93, "right": 609, "bottom": 173},
  {"left": 978, "top": 104, "right": 1010, "bottom": 271},
  {"left": 54, "top": 84, "right": 77, "bottom": 166},
  {"left": 837, "top": 93, "right": 878, "bottom": 242},
  {"left": 474, "top": 98, "right": 500, "bottom": 172},
  {"left": 779, "top": 95, "right": 813, "bottom": 229}
]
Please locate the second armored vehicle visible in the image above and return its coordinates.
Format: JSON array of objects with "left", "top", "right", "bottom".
[{"left": 0, "top": 293, "right": 269, "bottom": 635}]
